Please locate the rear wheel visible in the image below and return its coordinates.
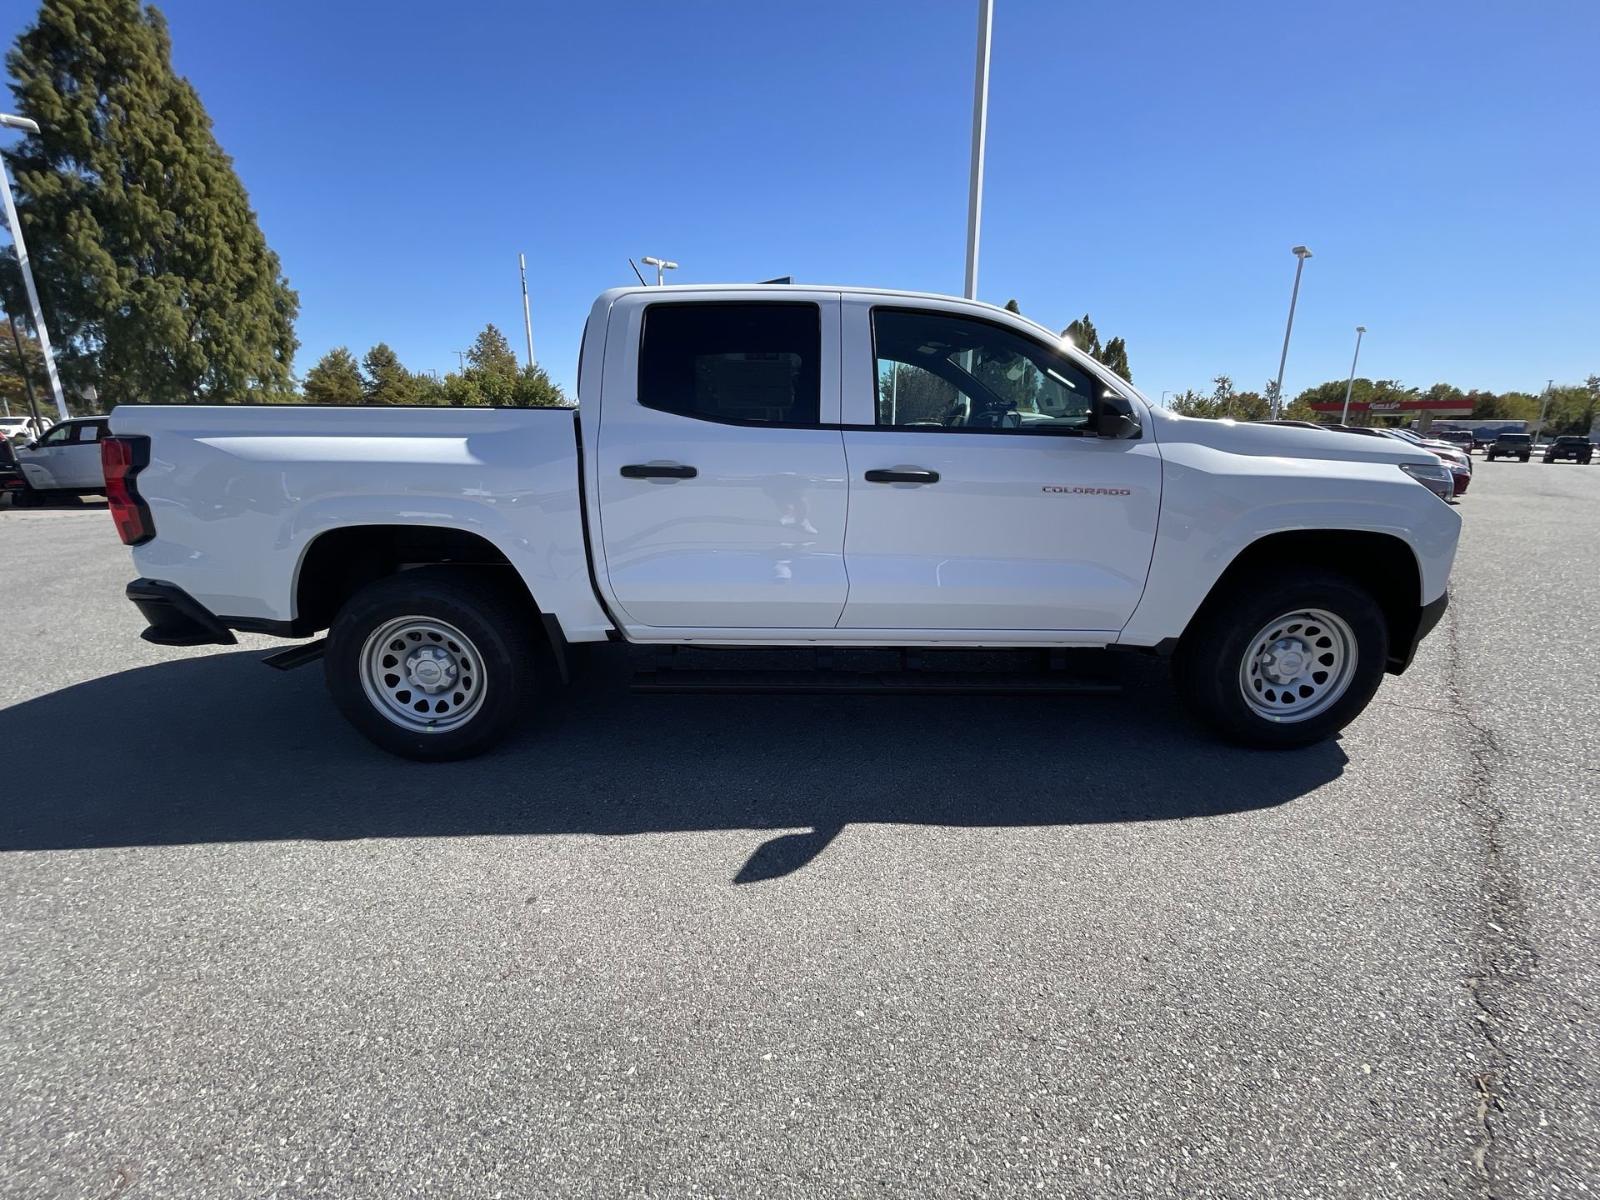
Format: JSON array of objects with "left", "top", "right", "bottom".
[
  {"left": 1173, "top": 570, "right": 1388, "bottom": 748},
  {"left": 324, "top": 568, "right": 541, "bottom": 760}
]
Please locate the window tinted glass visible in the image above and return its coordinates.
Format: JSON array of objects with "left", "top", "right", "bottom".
[
  {"left": 873, "top": 309, "right": 1100, "bottom": 434},
  {"left": 39, "top": 424, "right": 73, "bottom": 445},
  {"left": 638, "top": 302, "right": 820, "bottom": 424}
]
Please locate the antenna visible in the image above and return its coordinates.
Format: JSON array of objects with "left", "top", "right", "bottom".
[{"left": 627, "top": 258, "right": 648, "bottom": 286}]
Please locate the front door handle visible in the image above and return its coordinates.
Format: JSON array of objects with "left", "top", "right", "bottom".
[
  {"left": 864, "top": 468, "right": 940, "bottom": 484},
  {"left": 620, "top": 463, "right": 697, "bottom": 480}
]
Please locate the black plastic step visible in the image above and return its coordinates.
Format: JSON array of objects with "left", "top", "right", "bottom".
[{"left": 627, "top": 645, "right": 1121, "bottom": 695}]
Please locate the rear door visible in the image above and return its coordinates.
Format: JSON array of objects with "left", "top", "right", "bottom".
[
  {"left": 60, "top": 420, "right": 108, "bottom": 487},
  {"left": 837, "top": 297, "right": 1162, "bottom": 632},
  {"left": 592, "top": 291, "right": 849, "bottom": 630}
]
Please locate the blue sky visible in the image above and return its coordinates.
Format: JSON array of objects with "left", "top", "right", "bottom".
[{"left": 5, "top": 0, "right": 1597, "bottom": 401}]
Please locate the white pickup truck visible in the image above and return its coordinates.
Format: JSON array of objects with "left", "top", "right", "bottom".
[{"left": 105, "top": 285, "right": 1459, "bottom": 759}]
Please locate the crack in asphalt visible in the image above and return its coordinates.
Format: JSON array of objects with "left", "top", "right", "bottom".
[{"left": 1441, "top": 597, "right": 1540, "bottom": 1198}]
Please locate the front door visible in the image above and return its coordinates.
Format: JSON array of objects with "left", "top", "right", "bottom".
[
  {"left": 838, "top": 301, "right": 1162, "bottom": 631},
  {"left": 593, "top": 293, "right": 849, "bottom": 630}
]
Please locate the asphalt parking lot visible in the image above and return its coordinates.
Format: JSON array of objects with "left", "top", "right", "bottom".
[{"left": 2, "top": 462, "right": 1596, "bottom": 1199}]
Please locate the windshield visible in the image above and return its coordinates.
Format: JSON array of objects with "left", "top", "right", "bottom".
[{"left": 1499, "top": 434, "right": 1531, "bottom": 443}]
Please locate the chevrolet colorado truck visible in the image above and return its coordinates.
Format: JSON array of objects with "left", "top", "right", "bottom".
[{"left": 105, "top": 286, "right": 1460, "bottom": 759}]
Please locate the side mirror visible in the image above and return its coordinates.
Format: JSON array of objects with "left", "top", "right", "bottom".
[{"left": 1097, "top": 394, "right": 1141, "bottom": 440}]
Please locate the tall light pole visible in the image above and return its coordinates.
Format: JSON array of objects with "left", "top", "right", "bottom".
[
  {"left": 640, "top": 256, "right": 678, "bottom": 286},
  {"left": 517, "top": 253, "right": 535, "bottom": 367},
  {"left": 1339, "top": 325, "right": 1367, "bottom": 424},
  {"left": 1271, "top": 245, "right": 1313, "bottom": 419},
  {"left": 1534, "top": 378, "right": 1553, "bottom": 443},
  {"left": 0, "top": 113, "right": 68, "bottom": 422},
  {"left": 963, "top": 0, "right": 994, "bottom": 300}
]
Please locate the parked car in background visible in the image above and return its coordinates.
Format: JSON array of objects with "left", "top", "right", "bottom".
[
  {"left": 1485, "top": 433, "right": 1533, "bottom": 462},
  {"left": 1380, "top": 428, "right": 1472, "bottom": 495},
  {"left": 1427, "top": 429, "right": 1475, "bottom": 453},
  {"left": 1324, "top": 425, "right": 1469, "bottom": 497},
  {"left": 12, "top": 416, "right": 111, "bottom": 501},
  {"left": 0, "top": 415, "right": 48, "bottom": 444},
  {"left": 0, "top": 435, "right": 27, "bottom": 498},
  {"left": 1544, "top": 435, "right": 1594, "bottom": 464}
]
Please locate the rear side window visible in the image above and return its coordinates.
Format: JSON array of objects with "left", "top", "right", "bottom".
[{"left": 638, "top": 302, "right": 820, "bottom": 425}]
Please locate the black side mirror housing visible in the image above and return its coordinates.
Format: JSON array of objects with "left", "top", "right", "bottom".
[{"left": 1097, "top": 394, "right": 1141, "bottom": 440}]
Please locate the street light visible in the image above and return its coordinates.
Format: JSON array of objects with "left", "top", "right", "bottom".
[
  {"left": 963, "top": 0, "right": 993, "bottom": 300},
  {"left": 1271, "top": 245, "right": 1313, "bottom": 419},
  {"left": 0, "top": 112, "right": 69, "bottom": 422},
  {"left": 1339, "top": 325, "right": 1367, "bottom": 424},
  {"left": 640, "top": 256, "right": 678, "bottom": 286}
]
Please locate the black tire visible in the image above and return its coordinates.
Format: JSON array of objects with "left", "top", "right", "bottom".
[
  {"left": 1520, "top": 454, "right": 1529, "bottom": 462},
  {"left": 1172, "top": 569, "right": 1389, "bottom": 749},
  {"left": 324, "top": 567, "right": 542, "bottom": 761}
]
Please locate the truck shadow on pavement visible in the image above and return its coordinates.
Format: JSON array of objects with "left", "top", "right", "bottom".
[{"left": 1, "top": 647, "right": 1347, "bottom": 881}]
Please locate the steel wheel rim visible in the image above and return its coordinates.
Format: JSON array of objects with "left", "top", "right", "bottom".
[
  {"left": 359, "top": 616, "right": 486, "bottom": 733},
  {"left": 1237, "top": 608, "right": 1357, "bottom": 723}
]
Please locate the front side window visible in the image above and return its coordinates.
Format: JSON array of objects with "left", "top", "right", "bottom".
[
  {"left": 638, "top": 302, "right": 820, "bottom": 425},
  {"left": 38, "top": 424, "right": 73, "bottom": 446},
  {"left": 873, "top": 308, "right": 1100, "bottom": 434}
]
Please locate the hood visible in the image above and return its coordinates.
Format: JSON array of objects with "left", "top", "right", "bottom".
[{"left": 1146, "top": 408, "right": 1435, "bottom": 467}]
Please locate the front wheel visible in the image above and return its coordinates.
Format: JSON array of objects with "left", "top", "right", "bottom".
[
  {"left": 324, "top": 568, "right": 542, "bottom": 760},
  {"left": 1173, "top": 571, "right": 1389, "bottom": 749}
]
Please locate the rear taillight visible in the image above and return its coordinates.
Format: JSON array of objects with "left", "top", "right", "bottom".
[{"left": 102, "top": 435, "right": 154, "bottom": 545}]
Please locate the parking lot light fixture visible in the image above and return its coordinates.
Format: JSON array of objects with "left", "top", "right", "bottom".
[
  {"left": 1339, "top": 326, "right": 1367, "bottom": 425},
  {"left": 1272, "top": 245, "right": 1313, "bottom": 419},
  {"left": 0, "top": 112, "right": 69, "bottom": 422}
]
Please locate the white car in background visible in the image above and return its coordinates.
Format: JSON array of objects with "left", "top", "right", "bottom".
[
  {"left": 13, "top": 416, "right": 110, "bottom": 500},
  {"left": 0, "top": 415, "right": 48, "bottom": 444}
]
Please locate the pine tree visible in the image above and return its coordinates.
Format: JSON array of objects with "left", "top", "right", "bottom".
[
  {"left": 466, "top": 324, "right": 519, "bottom": 382},
  {"left": 2, "top": 0, "right": 299, "bottom": 402},
  {"left": 1062, "top": 315, "right": 1102, "bottom": 357},
  {"left": 511, "top": 362, "right": 569, "bottom": 408},
  {"left": 362, "top": 343, "right": 416, "bottom": 406},
  {"left": 302, "top": 348, "right": 363, "bottom": 405},
  {"left": 1101, "top": 336, "right": 1132, "bottom": 381}
]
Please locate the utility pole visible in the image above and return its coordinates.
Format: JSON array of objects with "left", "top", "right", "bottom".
[
  {"left": 963, "top": 0, "right": 994, "bottom": 300},
  {"left": 1339, "top": 325, "right": 1367, "bottom": 424},
  {"left": 1272, "top": 245, "right": 1313, "bottom": 419},
  {"left": 6, "top": 311, "right": 44, "bottom": 431},
  {"left": 518, "top": 253, "right": 535, "bottom": 368},
  {"left": 454, "top": 349, "right": 467, "bottom": 371},
  {"left": 1534, "top": 378, "right": 1553, "bottom": 443},
  {"left": 0, "top": 113, "right": 69, "bottom": 422}
]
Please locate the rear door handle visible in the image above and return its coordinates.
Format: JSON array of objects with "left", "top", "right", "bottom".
[
  {"left": 620, "top": 463, "right": 697, "bottom": 480},
  {"left": 864, "top": 468, "right": 940, "bottom": 484}
]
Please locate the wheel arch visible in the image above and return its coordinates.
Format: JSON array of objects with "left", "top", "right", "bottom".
[{"left": 1181, "top": 529, "right": 1425, "bottom": 675}]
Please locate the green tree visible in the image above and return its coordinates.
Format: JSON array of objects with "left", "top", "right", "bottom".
[
  {"left": 1101, "top": 336, "right": 1131, "bottom": 381},
  {"left": 302, "top": 347, "right": 363, "bottom": 405},
  {"left": 1062, "top": 315, "right": 1101, "bottom": 357},
  {"left": 2, "top": 0, "right": 299, "bottom": 402},
  {"left": 361, "top": 342, "right": 416, "bottom": 406},
  {"left": 1003, "top": 298, "right": 1021, "bottom": 314},
  {"left": 511, "top": 363, "right": 569, "bottom": 408},
  {"left": 0, "top": 315, "right": 46, "bottom": 419},
  {"left": 441, "top": 372, "right": 485, "bottom": 408},
  {"left": 1061, "top": 313, "right": 1132, "bottom": 380},
  {"left": 466, "top": 324, "right": 519, "bottom": 382}
]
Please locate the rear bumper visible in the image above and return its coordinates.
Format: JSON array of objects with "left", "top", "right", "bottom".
[{"left": 126, "top": 578, "right": 238, "bottom": 647}]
